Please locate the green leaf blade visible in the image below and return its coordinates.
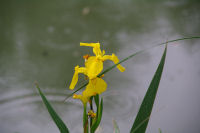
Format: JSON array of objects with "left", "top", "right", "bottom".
[
  {"left": 37, "top": 85, "right": 69, "bottom": 133},
  {"left": 94, "top": 94, "right": 99, "bottom": 108},
  {"left": 130, "top": 45, "right": 167, "bottom": 133},
  {"left": 113, "top": 119, "right": 120, "bottom": 133},
  {"left": 83, "top": 105, "right": 88, "bottom": 133},
  {"left": 91, "top": 98, "right": 103, "bottom": 133}
]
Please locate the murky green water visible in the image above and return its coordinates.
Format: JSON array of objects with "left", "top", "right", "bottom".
[{"left": 0, "top": 0, "right": 200, "bottom": 133}]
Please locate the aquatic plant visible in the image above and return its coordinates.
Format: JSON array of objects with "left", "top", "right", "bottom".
[{"left": 36, "top": 36, "right": 200, "bottom": 133}]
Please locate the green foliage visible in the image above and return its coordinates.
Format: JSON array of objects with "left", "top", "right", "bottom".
[
  {"left": 113, "top": 119, "right": 120, "bottom": 133},
  {"left": 36, "top": 85, "right": 69, "bottom": 133},
  {"left": 91, "top": 98, "right": 103, "bottom": 133},
  {"left": 94, "top": 94, "right": 99, "bottom": 108},
  {"left": 130, "top": 45, "right": 167, "bottom": 133},
  {"left": 83, "top": 105, "right": 88, "bottom": 133}
]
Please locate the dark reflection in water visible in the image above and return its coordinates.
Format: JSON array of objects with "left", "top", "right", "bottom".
[{"left": 0, "top": 0, "right": 200, "bottom": 133}]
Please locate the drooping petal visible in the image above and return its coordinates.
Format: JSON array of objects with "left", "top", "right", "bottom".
[
  {"left": 69, "top": 66, "right": 79, "bottom": 89},
  {"left": 69, "top": 66, "right": 87, "bottom": 90},
  {"left": 85, "top": 56, "right": 103, "bottom": 79},
  {"left": 92, "top": 78, "right": 107, "bottom": 94},
  {"left": 102, "top": 50, "right": 105, "bottom": 56},
  {"left": 73, "top": 78, "right": 107, "bottom": 104},
  {"left": 73, "top": 94, "right": 88, "bottom": 104},
  {"left": 83, "top": 85, "right": 96, "bottom": 98},
  {"left": 102, "top": 54, "right": 125, "bottom": 72},
  {"left": 85, "top": 78, "right": 107, "bottom": 96}
]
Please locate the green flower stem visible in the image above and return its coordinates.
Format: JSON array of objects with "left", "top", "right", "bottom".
[{"left": 83, "top": 104, "right": 88, "bottom": 133}]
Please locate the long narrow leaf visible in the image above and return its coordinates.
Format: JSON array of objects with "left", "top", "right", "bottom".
[
  {"left": 94, "top": 94, "right": 99, "bottom": 108},
  {"left": 113, "top": 119, "right": 120, "bottom": 133},
  {"left": 130, "top": 45, "right": 167, "bottom": 133},
  {"left": 36, "top": 85, "right": 69, "bottom": 133},
  {"left": 91, "top": 98, "right": 103, "bottom": 133},
  {"left": 65, "top": 37, "right": 200, "bottom": 100}
]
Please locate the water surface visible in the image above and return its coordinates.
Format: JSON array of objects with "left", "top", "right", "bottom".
[{"left": 0, "top": 0, "right": 200, "bottom": 133}]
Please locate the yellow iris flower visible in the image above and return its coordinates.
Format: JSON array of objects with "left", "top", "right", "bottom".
[
  {"left": 73, "top": 77, "right": 107, "bottom": 104},
  {"left": 69, "top": 42, "right": 125, "bottom": 104}
]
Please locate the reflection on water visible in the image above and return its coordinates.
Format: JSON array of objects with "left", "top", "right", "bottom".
[{"left": 0, "top": 0, "right": 200, "bottom": 133}]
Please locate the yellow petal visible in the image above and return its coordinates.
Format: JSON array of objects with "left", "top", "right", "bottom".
[
  {"left": 73, "top": 78, "right": 107, "bottom": 104},
  {"left": 73, "top": 94, "right": 88, "bottom": 104},
  {"left": 85, "top": 56, "right": 103, "bottom": 79},
  {"left": 93, "top": 78, "right": 107, "bottom": 94},
  {"left": 69, "top": 66, "right": 79, "bottom": 90},
  {"left": 80, "top": 42, "right": 102, "bottom": 56},
  {"left": 102, "top": 54, "right": 126, "bottom": 72},
  {"left": 85, "top": 78, "right": 107, "bottom": 96},
  {"left": 82, "top": 87, "right": 95, "bottom": 98},
  {"left": 80, "top": 43, "right": 99, "bottom": 47},
  {"left": 69, "top": 66, "right": 87, "bottom": 90},
  {"left": 102, "top": 50, "right": 105, "bottom": 55}
]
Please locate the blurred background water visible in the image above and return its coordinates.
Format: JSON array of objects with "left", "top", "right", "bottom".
[{"left": 0, "top": 0, "right": 200, "bottom": 133}]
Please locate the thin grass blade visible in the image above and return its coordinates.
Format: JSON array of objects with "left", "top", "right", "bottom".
[
  {"left": 130, "top": 45, "right": 167, "bottom": 133},
  {"left": 36, "top": 85, "right": 69, "bottom": 133},
  {"left": 113, "top": 119, "right": 120, "bottom": 133},
  {"left": 64, "top": 82, "right": 87, "bottom": 101}
]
